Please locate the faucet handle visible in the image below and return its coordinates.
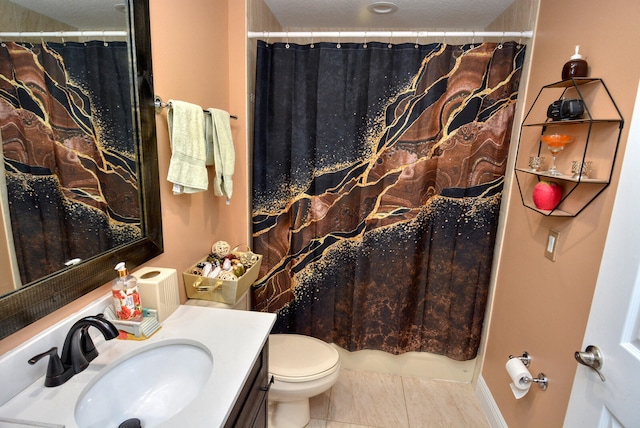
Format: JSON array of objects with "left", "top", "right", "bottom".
[{"left": 28, "top": 347, "right": 73, "bottom": 387}]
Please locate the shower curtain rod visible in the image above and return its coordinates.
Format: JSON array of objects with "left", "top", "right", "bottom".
[
  {"left": 0, "top": 31, "right": 127, "bottom": 39},
  {"left": 248, "top": 30, "right": 533, "bottom": 39}
]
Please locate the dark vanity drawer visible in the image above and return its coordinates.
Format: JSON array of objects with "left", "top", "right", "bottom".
[{"left": 224, "top": 339, "right": 270, "bottom": 427}]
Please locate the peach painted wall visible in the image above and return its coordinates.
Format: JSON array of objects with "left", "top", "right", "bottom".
[
  {"left": 0, "top": 170, "right": 17, "bottom": 295},
  {"left": 481, "top": 0, "right": 640, "bottom": 426},
  {"left": 0, "top": 0, "right": 250, "bottom": 355},
  {"left": 148, "top": 0, "right": 250, "bottom": 292}
]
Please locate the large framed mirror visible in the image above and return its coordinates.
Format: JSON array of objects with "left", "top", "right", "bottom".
[{"left": 0, "top": 0, "right": 162, "bottom": 340}]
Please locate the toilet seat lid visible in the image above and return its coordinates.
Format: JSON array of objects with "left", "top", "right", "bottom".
[{"left": 269, "top": 334, "right": 339, "bottom": 382}]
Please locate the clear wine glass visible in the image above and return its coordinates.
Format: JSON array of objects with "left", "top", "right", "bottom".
[{"left": 541, "top": 134, "right": 573, "bottom": 176}]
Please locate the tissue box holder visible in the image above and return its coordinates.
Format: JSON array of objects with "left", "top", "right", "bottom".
[{"left": 183, "top": 254, "right": 262, "bottom": 305}]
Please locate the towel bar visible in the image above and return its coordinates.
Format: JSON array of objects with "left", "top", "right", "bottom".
[{"left": 154, "top": 96, "right": 238, "bottom": 120}]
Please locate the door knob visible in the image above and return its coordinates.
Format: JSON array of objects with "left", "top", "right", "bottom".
[{"left": 574, "top": 345, "right": 605, "bottom": 382}]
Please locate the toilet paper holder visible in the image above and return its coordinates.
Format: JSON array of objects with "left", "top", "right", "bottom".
[
  {"left": 523, "top": 372, "right": 548, "bottom": 390},
  {"left": 508, "top": 352, "right": 548, "bottom": 391},
  {"left": 508, "top": 351, "right": 531, "bottom": 367}
]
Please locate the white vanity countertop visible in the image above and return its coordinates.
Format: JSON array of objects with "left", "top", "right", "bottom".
[{"left": 0, "top": 304, "right": 276, "bottom": 427}]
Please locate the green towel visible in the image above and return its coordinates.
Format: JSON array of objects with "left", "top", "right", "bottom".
[
  {"left": 167, "top": 100, "right": 207, "bottom": 194},
  {"left": 206, "top": 108, "right": 235, "bottom": 203}
]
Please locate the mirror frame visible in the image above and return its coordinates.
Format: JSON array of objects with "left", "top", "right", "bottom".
[{"left": 0, "top": 0, "right": 163, "bottom": 340}]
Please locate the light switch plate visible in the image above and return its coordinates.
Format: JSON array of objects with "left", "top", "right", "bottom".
[{"left": 545, "top": 229, "right": 560, "bottom": 261}]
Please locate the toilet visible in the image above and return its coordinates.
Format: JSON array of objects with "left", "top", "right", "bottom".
[
  {"left": 268, "top": 333, "right": 340, "bottom": 427},
  {"left": 186, "top": 293, "right": 341, "bottom": 428}
]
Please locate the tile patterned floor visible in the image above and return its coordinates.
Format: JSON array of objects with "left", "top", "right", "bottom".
[{"left": 304, "top": 369, "right": 489, "bottom": 428}]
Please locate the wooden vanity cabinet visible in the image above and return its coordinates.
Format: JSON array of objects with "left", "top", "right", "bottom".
[{"left": 224, "top": 339, "right": 272, "bottom": 428}]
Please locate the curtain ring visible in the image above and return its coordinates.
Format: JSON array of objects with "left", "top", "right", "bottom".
[
  {"left": 285, "top": 31, "right": 290, "bottom": 49},
  {"left": 363, "top": 31, "right": 368, "bottom": 49},
  {"left": 470, "top": 31, "right": 476, "bottom": 49},
  {"left": 442, "top": 31, "right": 447, "bottom": 46},
  {"left": 414, "top": 31, "right": 420, "bottom": 49},
  {"left": 264, "top": 31, "right": 269, "bottom": 47},
  {"left": 336, "top": 31, "right": 341, "bottom": 49},
  {"left": 40, "top": 31, "right": 44, "bottom": 46},
  {"left": 103, "top": 31, "right": 108, "bottom": 47},
  {"left": 388, "top": 31, "right": 393, "bottom": 49},
  {"left": 310, "top": 31, "right": 314, "bottom": 49},
  {"left": 498, "top": 31, "right": 504, "bottom": 49}
]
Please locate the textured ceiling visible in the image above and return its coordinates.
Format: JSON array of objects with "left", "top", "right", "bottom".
[
  {"left": 10, "top": 0, "right": 517, "bottom": 32},
  {"left": 10, "top": 0, "right": 127, "bottom": 30},
  {"left": 263, "top": 0, "right": 516, "bottom": 30}
]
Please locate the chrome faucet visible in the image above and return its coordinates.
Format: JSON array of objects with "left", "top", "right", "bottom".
[{"left": 28, "top": 315, "right": 119, "bottom": 387}]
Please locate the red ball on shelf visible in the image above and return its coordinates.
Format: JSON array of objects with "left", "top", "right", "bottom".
[{"left": 533, "top": 181, "right": 562, "bottom": 210}]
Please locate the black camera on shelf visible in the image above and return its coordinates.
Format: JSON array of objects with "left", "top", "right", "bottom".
[{"left": 547, "top": 99, "right": 585, "bottom": 120}]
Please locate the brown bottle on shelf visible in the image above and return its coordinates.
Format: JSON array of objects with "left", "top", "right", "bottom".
[{"left": 562, "top": 45, "right": 588, "bottom": 80}]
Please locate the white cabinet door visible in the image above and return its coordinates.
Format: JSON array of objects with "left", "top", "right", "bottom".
[{"left": 564, "top": 81, "right": 640, "bottom": 427}]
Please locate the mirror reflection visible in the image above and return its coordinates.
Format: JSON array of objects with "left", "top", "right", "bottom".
[
  {"left": 1, "top": 0, "right": 135, "bottom": 290},
  {"left": 0, "top": 0, "right": 163, "bottom": 339},
  {"left": 1, "top": 39, "right": 141, "bottom": 287}
]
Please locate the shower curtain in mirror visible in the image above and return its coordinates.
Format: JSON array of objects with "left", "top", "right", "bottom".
[
  {"left": 0, "top": 41, "right": 139, "bottom": 285},
  {"left": 252, "top": 40, "right": 525, "bottom": 360}
]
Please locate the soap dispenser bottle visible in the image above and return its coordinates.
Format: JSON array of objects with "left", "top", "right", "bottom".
[
  {"left": 112, "top": 262, "right": 142, "bottom": 320},
  {"left": 562, "top": 45, "right": 588, "bottom": 80}
]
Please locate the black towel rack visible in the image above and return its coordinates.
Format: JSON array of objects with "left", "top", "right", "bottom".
[{"left": 154, "top": 95, "right": 238, "bottom": 120}]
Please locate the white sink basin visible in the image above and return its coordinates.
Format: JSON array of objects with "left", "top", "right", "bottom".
[{"left": 74, "top": 339, "right": 213, "bottom": 428}]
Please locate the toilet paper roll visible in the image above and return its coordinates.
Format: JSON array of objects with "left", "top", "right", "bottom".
[{"left": 505, "top": 358, "right": 532, "bottom": 399}]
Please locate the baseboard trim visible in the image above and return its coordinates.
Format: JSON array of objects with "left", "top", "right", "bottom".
[{"left": 476, "top": 375, "right": 508, "bottom": 428}]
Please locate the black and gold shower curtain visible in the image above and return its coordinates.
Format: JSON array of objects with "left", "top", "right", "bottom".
[
  {"left": 0, "top": 41, "right": 139, "bottom": 284},
  {"left": 252, "top": 40, "right": 525, "bottom": 360}
]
